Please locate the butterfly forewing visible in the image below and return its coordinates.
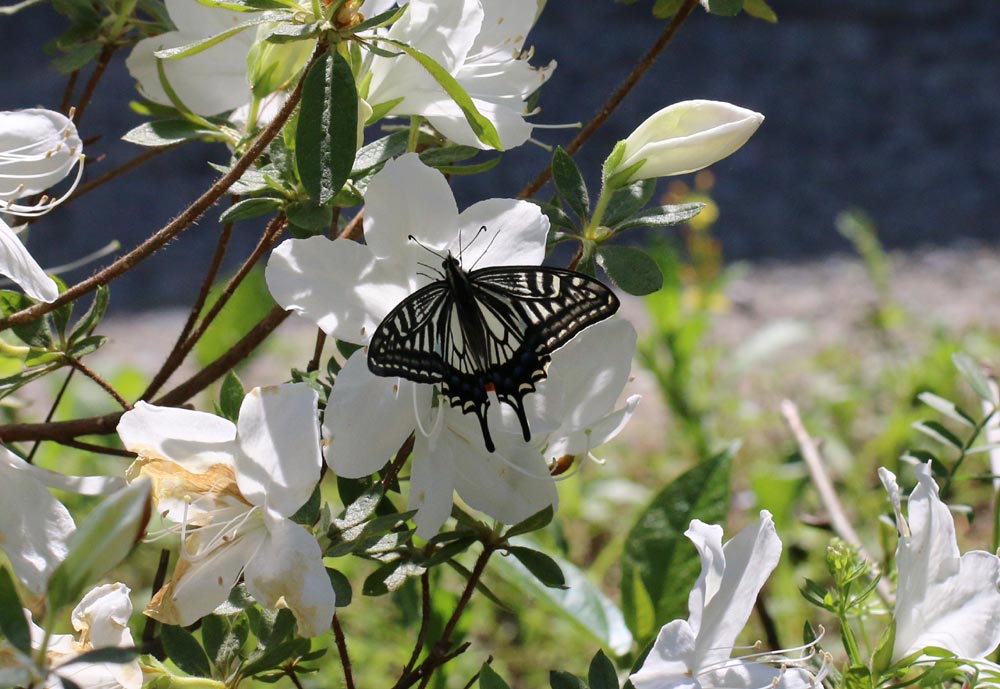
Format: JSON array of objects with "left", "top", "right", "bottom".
[{"left": 367, "top": 259, "right": 620, "bottom": 453}]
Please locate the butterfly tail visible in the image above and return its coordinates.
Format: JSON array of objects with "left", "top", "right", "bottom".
[{"left": 474, "top": 407, "right": 496, "bottom": 453}]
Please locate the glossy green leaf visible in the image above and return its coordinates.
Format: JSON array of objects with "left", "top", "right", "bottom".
[
  {"left": 597, "top": 245, "right": 663, "bottom": 296},
  {"left": 620, "top": 449, "right": 732, "bottom": 640},
  {"left": 552, "top": 146, "right": 590, "bottom": 220},
  {"left": 219, "top": 197, "right": 283, "bottom": 223},
  {"left": 550, "top": 670, "right": 586, "bottom": 689},
  {"left": 704, "top": 0, "right": 743, "bottom": 16},
  {"left": 506, "top": 546, "right": 566, "bottom": 589},
  {"left": 352, "top": 131, "right": 408, "bottom": 173},
  {"left": 504, "top": 505, "right": 554, "bottom": 539},
  {"left": 589, "top": 650, "right": 619, "bottom": 689},
  {"left": 603, "top": 179, "right": 656, "bottom": 228},
  {"left": 480, "top": 663, "right": 511, "bottom": 689},
  {"left": 328, "top": 568, "right": 353, "bottom": 608},
  {"left": 296, "top": 50, "right": 359, "bottom": 204}
]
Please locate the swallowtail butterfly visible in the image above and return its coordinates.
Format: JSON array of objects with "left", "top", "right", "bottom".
[{"left": 367, "top": 238, "right": 619, "bottom": 453}]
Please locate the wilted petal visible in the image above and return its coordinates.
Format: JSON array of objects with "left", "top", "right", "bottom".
[
  {"left": 235, "top": 384, "right": 321, "bottom": 519},
  {"left": 244, "top": 514, "right": 335, "bottom": 637},
  {"left": 118, "top": 402, "right": 238, "bottom": 471},
  {"left": 0, "top": 109, "right": 81, "bottom": 200},
  {"left": 124, "top": 0, "right": 253, "bottom": 116},
  {"left": 363, "top": 154, "right": 460, "bottom": 264},
  {"left": 452, "top": 198, "right": 548, "bottom": 268},
  {"left": 146, "top": 525, "right": 263, "bottom": 627},
  {"left": 266, "top": 236, "right": 405, "bottom": 344},
  {"left": 0, "top": 446, "right": 75, "bottom": 594},
  {"left": 324, "top": 350, "right": 428, "bottom": 478},
  {"left": 0, "top": 217, "right": 58, "bottom": 302},
  {"left": 68, "top": 583, "right": 142, "bottom": 689},
  {"left": 616, "top": 100, "right": 764, "bottom": 182}
]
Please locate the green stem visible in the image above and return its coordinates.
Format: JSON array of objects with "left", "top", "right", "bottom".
[
  {"left": 584, "top": 183, "right": 614, "bottom": 239},
  {"left": 407, "top": 116, "right": 424, "bottom": 152}
]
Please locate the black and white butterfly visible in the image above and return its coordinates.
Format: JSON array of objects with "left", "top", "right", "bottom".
[{"left": 367, "top": 237, "right": 619, "bottom": 453}]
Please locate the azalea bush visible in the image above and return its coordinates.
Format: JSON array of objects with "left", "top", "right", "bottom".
[{"left": 1, "top": 2, "right": 1000, "bottom": 689}]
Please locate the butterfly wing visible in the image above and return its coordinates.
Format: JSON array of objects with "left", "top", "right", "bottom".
[
  {"left": 468, "top": 266, "right": 620, "bottom": 440},
  {"left": 367, "top": 281, "right": 453, "bottom": 384}
]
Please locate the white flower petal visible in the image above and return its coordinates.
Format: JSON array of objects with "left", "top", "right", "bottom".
[
  {"left": 409, "top": 432, "right": 458, "bottom": 538},
  {"left": 693, "top": 511, "right": 781, "bottom": 667},
  {"left": 244, "top": 515, "right": 335, "bottom": 638},
  {"left": 0, "top": 218, "right": 58, "bottom": 302},
  {"left": 629, "top": 619, "right": 699, "bottom": 689},
  {"left": 117, "top": 401, "right": 238, "bottom": 471},
  {"left": 0, "top": 446, "right": 75, "bottom": 594},
  {"left": 324, "top": 349, "right": 427, "bottom": 477},
  {"left": 69, "top": 583, "right": 142, "bottom": 689},
  {"left": 702, "top": 659, "right": 795, "bottom": 689},
  {"left": 545, "top": 394, "right": 640, "bottom": 460},
  {"left": 235, "top": 384, "right": 321, "bottom": 519},
  {"left": 363, "top": 154, "right": 460, "bottom": 263},
  {"left": 0, "top": 109, "right": 81, "bottom": 200},
  {"left": 147, "top": 525, "right": 263, "bottom": 627},
  {"left": 266, "top": 235, "right": 404, "bottom": 343},
  {"left": 452, "top": 198, "right": 548, "bottom": 268},
  {"left": 124, "top": 1, "right": 253, "bottom": 116}
]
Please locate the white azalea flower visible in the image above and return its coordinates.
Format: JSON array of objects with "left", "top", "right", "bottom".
[
  {"left": 610, "top": 100, "right": 764, "bottom": 185},
  {"left": 266, "top": 153, "right": 638, "bottom": 536},
  {"left": 879, "top": 462, "right": 1000, "bottom": 662},
  {"left": 0, "top": 445, "right": 123, "bottom": 595},
  {"left": 0, "top": 108, "right": 84, "bottom": 302},
  {"left": 117, "top": 384, "right": 336, "bottom": 637},
  {"left": 630, "top": 512, "right": 821, "bottom": 689},
  {"left": 125, "top": 0, "right": 255, "bottom": 117},
  {"left": 364, "top": 0, "right": 554, "bottom": 150},
  {"left": 0, "top": 583, "right": 141, "bottom": 689}
]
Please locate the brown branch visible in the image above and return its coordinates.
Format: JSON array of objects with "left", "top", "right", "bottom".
[
  {"left": 60, "top": 70, "right": 80, "bottom": 115},
  {"left": 338, "top": 208, "right": 365, "bottom": 240},
  {"left": 0, "top": 56, "right": 314, "bottom": 333},
  {"left": 332, "top": 615, "right": 356, "bottom": 689},
  {"left": 72, "top": 44, "right": 117, "bottom": 126},
  {"left": 55, "top": 437, "right": 136, "bottom": 458},
  {"left": 142, "top": 212, "right": 237, "bottom": 400},
  {"left": 0, "top": 306, "right": 291, "bottom": 443},
  {"left": 65, "top": 356, "right": 132, "bottom": 410},
  {"left": 518, "top": 0, "right": 701, "bottom": 199}
]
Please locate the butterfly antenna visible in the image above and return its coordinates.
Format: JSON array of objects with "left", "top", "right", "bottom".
[
  {"left": 469, "top": 226, "right": 502, "bottom": 270},
  {"left": 416, "top": 260, "right": 445, "bottom": 280},
  {"left": 407, "top": 234, "right": 446, "bottom": 260}
]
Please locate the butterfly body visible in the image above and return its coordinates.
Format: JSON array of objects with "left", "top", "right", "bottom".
[{"left": 368, "top": 252, "right": 619, "bottom": 452}]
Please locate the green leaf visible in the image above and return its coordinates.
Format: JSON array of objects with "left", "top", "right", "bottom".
[
  {"left": 328, "top": 568, "right": 353, "bottom": 608},
  {"left": 296, "top": 50, "right": 359, "bottom": 205},
  {"left": 154, "top": 11, "right": 290, "bottom": 59},
  {"left": 418, "top": 145, "right": 481, "bottom": 166},
  {"left": 952, "top": 352, "right": 998, "bottom": 405},
  {"left": 506, "top": 546, "right": 566, "bottom": 589},
  {"left": 550, "top": 670, "right": 587, "bottom": 689},
  {"left": 0, "top": 290, "right": 52, "bottom": 348},
  {"left": 67, "top": 334, "right": 107, "bottom": 358},
  {"left": 552, "top": 146, "right": 590, "bottom": 220},
  {"left": 200, "top": 615, "right": 228, "bottom": 669},
  {"left": 504, "top": 505, "right": 554, "bottom": 539},
  {"left": 603, "top": 179, "right": 657, "bottom": 228},
  {"left": 613, "top": 203, "right": 705, "bottom": 232},
  {"left": 349, "top": 3, "right": 408, "bottom": 32},
  {"left": 48, "top": 479, "right": 151, "bottom": 613},
  {"left": 911, "top": 420, "right": 963, "bottom": 451},
  {"left": 743, "top": 0, "right": 777, "bottom": 22},
  {"left": 69, "top": 285, "right": 109, "bottom": 343},
  {"left": 620, "top": 562, "right": 655, "bottom": 643},
  {"left": 121, "top": 118, "right": 223, "bottom": 147},
  {"left": 704, "top": 0, "right": 743, "bottom": 16},
  {"left": 363, "top": 560, "right": 426, "bottom": 596},
  {"left": 286, "top": 200, "right": 334, "bottom": 233},
  {"left": 620, "top": 449, "right": 732, "bottom": 640},
  {"left": 589, "top": 650, "right": 619, "bottom": 689},
  {"left": 597, "top": 245, "right": 663, "bottom": 296},
  {"left": 916, "top": 392, "right": 975, "bottom": 427},
  {"left": 239, "top": 637, "right": 311, "bottom": 678},
  {"left": 494, "top": 539, "right": 633, "bottom": 654},
  {"left": 0, "top": 567, "right": 30, "bottom": 654},
  {"left": 194, "top": 266, "right": 275, "bottom": 367},
  {"left": 352, "top": 131, "right": 409, "bottom": 174},
  {"left": 219, "top": 197, "right": 283, "bottom": 223},
  {"left": 432, "top": 157, "right": 501, "bottom": 175},
  {"left": 219, "top": 371, "right": 245, "bottom": 422},
  {"left": 843, "top": 665, "right": 874, "bottom": 689},
  {"left": 50, "top": 41, "right": 102, "bottom": 73},
  {"left": 57, "top": 646, "right": 141, "bottom": 667},
  {"left": 652, "top": 0, "right": 685, "bottom": 17},
  {"left": 480, "top": 663, "right": 511, "bottom": 689},
  {"left": 378, "top": 38, "right": 502, "bottom": 150},
  {"left": 160, "top": 624, "right": 212, "bottom": 677}
]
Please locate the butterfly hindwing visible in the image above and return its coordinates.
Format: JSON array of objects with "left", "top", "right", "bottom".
[{"left": 367, "top": 259, "right": 620, "bottom": 452}]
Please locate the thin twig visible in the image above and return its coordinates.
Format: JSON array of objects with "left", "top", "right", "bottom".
[
  {"left": 142, "top": 213, "right": 237, "bottom": 399},
  {"left": 65, "top": 356, "right": 132, "bottom": 410},
  {"left": 460, "top": 657, "right": 492, "bottom": 689},
  {"left": 338, "top": 209, "right": 365, "bottom": 240},
  {"left": 0, "top": 306, "right": 291, "bottom": 443},
  {"left": 381, "top": 435, "right": 415, "bottom": 493},
  {"left": 59, "top": 70, "right": 80, "bottom": 114},
  {"left": 402, "top": 570, "right": 433, "bottom": 677},
  {"left": 332, "top": 615, "right": 356, "bottom": 689},
  {"left": 142, "top": 549, "right": 171, "bottom": 656},
  {"left": 0, "top": 54, "right": 315, "bottom": 333},
  {"left": 69, "top": 145, "right": 181, "bottom": 204},
  {"left": 518, "top": 0, "right": 701, "bottom": 200},
  {"left": 55, "top": 437, "right": 136, "bottom": 458},
  {"left": 780, "top": 399, "right": 892, "bottom": 602},
  {"left": 72, "top": 44, "right": 117, "bottom": 126},
  {"left": 26, "top": 367, "right": 76, "bottom": 463}
]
